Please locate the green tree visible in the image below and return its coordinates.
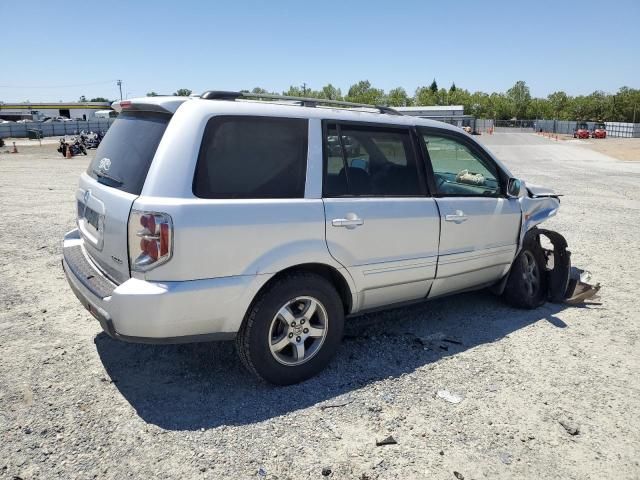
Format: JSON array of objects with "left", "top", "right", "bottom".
[
  {"left": 450, "top": 82, "right": 457, "bottom": 93},
  {"left": 414, "top": 86, "right": 436, "bottom": 105},
  {"left": 429, "top": 79, "right": 438, "bottom": 94},
  {"left": 547, "top": 91, "right": 569, "bottom": 119},
  {"left": 283, "top": 85, "right": 305, "bottom": 97},
  {"left": 90, "top": 97, "right": 110, "bottom": 102},
  {"left": 251, "top": 87, "right": 269, "bottom": 94},
  {"left": 173, "top": 88, "right": 192, "bottom": 97},
  {"left": 506, "top": 80, "right": 531, "bottom": 119},
  {"left": 146, "top": 91, "right": 159, "bottom": 97},
  {"left": 319, "top": 84, "right": 342, "bottom": 100},
  {"left": 78, "top": 95, "right": 87, "bottom": 102},
  {"left": 345, "top": 80, "right": 385, "bottom": 105},
  {"left": 612, "top": 87, "right": 640, "bottom": 123},
  {"left": 386, "top": 87, "right": 411, "bottom": 107}
]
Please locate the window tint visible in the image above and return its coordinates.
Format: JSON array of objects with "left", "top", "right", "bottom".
[
  {"left": 87, "top": 112, "right": 170, "bottom": 195},
  {"left": 422, "top": 133, "right": 501, "bottom": 196},
  {"left": 194, "top": 116, "right": 308, "bottom": 198},
  {"left": 323, "top": 125, "right": 422, "bottom": 196}
]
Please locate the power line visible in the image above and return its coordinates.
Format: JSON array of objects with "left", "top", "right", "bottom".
[{"left": 0, "top": 79, "right": 119, "bottom": 89}]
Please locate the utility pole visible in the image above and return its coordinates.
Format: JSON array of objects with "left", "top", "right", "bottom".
[{"left": 117, "top": 80, "right": 123, "bottom": 101}]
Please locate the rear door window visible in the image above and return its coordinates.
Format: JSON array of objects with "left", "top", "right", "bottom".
[
  {"left": 323, "top": 123, "right": 424, "bottom": 197},
  {"left": 193, "top": 116, "right": 308, "bottom": 199},
  {"left": 87, "top": 111, "right": 170, "bottom": 195}
]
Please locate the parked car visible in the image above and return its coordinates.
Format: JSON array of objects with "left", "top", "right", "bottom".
[
  {"left": 62, "top": 92, "right": 573, "bottom": 385},
  {"left": 573, "top": 122, "right": 590, "bottom": 139},
  {"left": 591, "top": 122, "right": 607, "bottom": 139}
]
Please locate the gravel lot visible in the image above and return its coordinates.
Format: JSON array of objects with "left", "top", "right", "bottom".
[{"left": 1, "top": 134, "right": 639, "bottom": 479}]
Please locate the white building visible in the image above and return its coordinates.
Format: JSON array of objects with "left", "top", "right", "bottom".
[
  {"left": 0, "top": 101, "right": 112, "bottom": 121},
  {"left": 394, "top": 105, "right": 465, "bottom": 119}
]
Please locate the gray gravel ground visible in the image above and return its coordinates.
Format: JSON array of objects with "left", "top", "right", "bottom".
[{"left": 1, "top": 134, "right": 639, "bottom": 479}]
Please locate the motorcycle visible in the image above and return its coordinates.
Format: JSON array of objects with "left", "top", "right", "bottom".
[
  {"left": 57, "top": 135, "right": 87, "bottom": 157},
  {"left": 83, "top": 130, "right": 104, "bottom": 149}
]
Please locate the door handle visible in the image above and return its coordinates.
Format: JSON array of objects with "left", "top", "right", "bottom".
[
  {"left": 445, "top": 210, "right": 468, "bottom": 223},
  {"left": 332, "top": 216, "right": 364, "bottom": 228}
]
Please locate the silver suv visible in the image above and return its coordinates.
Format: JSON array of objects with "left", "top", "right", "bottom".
[{"left": 62, "top": 91, "right": 569, "bottom": 385}]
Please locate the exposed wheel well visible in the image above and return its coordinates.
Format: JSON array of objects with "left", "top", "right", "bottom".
[{"left": 248, "top": 264, "right": 353, "bottom": 317}]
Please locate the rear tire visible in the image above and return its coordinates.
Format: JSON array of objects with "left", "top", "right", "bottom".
[
  {"left": 503, "top": 240, "right": 548, "bottom": 309},
  {"left": 236, "top": 272, "right": 344, "bottom": 385}
]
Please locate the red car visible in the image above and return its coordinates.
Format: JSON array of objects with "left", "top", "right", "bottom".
[
  {"left": 573, "top": 122, "right": 590, "bottom": 139},
  {"left": 591, "top": 122, "right": 607, "bottom": 139}
]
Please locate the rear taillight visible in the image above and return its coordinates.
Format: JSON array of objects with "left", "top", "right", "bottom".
[{"left": 128, "top": 210, "right": 173, "bottom": 272}]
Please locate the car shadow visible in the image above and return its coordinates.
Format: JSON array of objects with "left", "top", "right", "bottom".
[{"left": 94, "top": 291, "right": 585, "bottom": 431}]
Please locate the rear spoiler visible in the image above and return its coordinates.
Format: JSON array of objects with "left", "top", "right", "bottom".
[{"left": 111, "top": 97, "right": 187, "bottom": 114}]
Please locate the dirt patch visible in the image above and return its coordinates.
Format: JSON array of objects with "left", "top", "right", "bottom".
[{"left": 557, "top": 136, "right": 640, "bottom": 161}]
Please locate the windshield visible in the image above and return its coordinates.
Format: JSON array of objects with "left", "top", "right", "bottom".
[
  {"left": 594, "top": 123, "right": 605, "bottom": 129},
  {"left": 87, "top": 111, "right": 170, "bottom": 195},
  {"left": 577, "top": 122, "right": 588, "bottom": 130}
]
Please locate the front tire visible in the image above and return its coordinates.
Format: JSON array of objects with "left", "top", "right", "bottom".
[
  {"left": 503, "top": 241, "right": 548, "bottom": 309},
  {"left": 236, "top": 272, "right": 344, "bottom": 385}
]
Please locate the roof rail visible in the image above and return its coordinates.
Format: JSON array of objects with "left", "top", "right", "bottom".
[{"left": 200, "top": 90, "right": 402, "bottom": 116}]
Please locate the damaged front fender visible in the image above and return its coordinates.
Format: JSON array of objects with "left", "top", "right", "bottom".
[{"left": 518, "top": 181, "right": 561, "bottom": 247}]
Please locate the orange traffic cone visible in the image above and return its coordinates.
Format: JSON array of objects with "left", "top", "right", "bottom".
[
  {"left": 11, "top": 142, "right": 18, "bottom": 153},
  {"left": 65, "top": 144, "right": 72, "bottom": 159}
]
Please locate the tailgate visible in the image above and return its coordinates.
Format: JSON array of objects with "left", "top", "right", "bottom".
[{"left": 77, "top": 111, "right": 171, "bottom": 283}]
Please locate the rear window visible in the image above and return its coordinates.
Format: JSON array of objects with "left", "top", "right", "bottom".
[
  {"left": 193, "top": 116, "right": 308, "bottom": 199},
  {"left": 87, "top": 111, "right": 170, "bottom": 195}
]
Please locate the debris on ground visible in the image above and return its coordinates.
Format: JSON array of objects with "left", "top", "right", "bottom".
[
  {"left": 565, "top": 269, "right": 601, "bottom": 305},
  {"left": 414, "top": 332, "right": 463, "bottom": 351},
  {"left": 499, "top": 452, "right": 513, "bottom": 464},
  {"left": 436, "top": 390, "right": 464, "bottom": 404},
  {"left": 322, "top": 466, "right": 332, "bottom": 476},
  {"left": 559, "top": 419, "right": 580, "bottom": 436},
  {"left": 453, "top": 471, "right": 465, "bottom": 480},
  {"left": 319, "top": 397, "right": 354, "bottom": 410},
  {"left": 376, "top": 435, "right": 397, "bottom": 446}
]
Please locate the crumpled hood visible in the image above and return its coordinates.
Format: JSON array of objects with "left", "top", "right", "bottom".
[{"left": 525, "top": 182, "right": 560, "bottom": 198}]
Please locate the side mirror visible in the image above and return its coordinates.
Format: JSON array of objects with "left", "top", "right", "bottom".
[{"left": 507, "top": 178, "right": 522, "bottom": 198}]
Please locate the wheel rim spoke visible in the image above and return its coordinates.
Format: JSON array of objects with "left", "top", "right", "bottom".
[
  {"left": 278, "top": 305, "right": 296, "bottom": 326},
  {"left": 271, "top": 334, "right": 290, "bottom": 353},
  {"left": 522, "top": 251, "right": 539, "bottom": 296},
  {"left": 307, "top": 326, "right": 324, "bottom": 338},
  {"left": 294, "top": 342, "right": 305, "bottom": 361},
  {"left": 303, "top": 299, "right": 318, "bottom": 321}
]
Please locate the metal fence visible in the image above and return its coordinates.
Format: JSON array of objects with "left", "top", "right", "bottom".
[
  {"left": 493, "top": 119, "right": 640, "bottom": 137},
  {"left": 426, "top": 116, "right": 495, "bottom": 133},
  {"left": 0, "top": 119, "right": 115, "bottom": 139}
]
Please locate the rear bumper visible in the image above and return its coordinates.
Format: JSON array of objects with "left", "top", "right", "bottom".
[{"left": 62, "top": 229, "right": 257, "bottom": 343}]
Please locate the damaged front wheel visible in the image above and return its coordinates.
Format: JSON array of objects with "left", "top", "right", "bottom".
[{"left": 503, "top": 243, "right": 548, "bottom": 309}]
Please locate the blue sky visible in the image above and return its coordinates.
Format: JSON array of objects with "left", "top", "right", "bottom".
[{"left": 1, "top": 0, "right": 638, "bottom": 102}]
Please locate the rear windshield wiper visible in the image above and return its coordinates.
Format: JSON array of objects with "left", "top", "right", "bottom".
[{"left": 92, "top": 169, "right": 123, "bottom": 187}]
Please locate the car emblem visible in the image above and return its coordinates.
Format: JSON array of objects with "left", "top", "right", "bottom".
[{"left": 98, "top": 157, "right": 111, "bottom": 172}]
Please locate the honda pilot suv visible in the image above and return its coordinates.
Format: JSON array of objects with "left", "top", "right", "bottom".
[{"left": 63, "top": 91, "right": 567, "bottom": 385}]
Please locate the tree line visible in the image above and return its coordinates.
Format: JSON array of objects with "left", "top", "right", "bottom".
[
  {"left": 239, "top": 81, "right": 639, "bottom": 123},
  {"left": 119, "top": 80, "right": 640, "bottom": 123}
]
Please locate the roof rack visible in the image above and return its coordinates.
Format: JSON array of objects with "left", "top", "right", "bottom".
[{"left": 200, "top": 90, "right": 402, "bottom": 116}]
